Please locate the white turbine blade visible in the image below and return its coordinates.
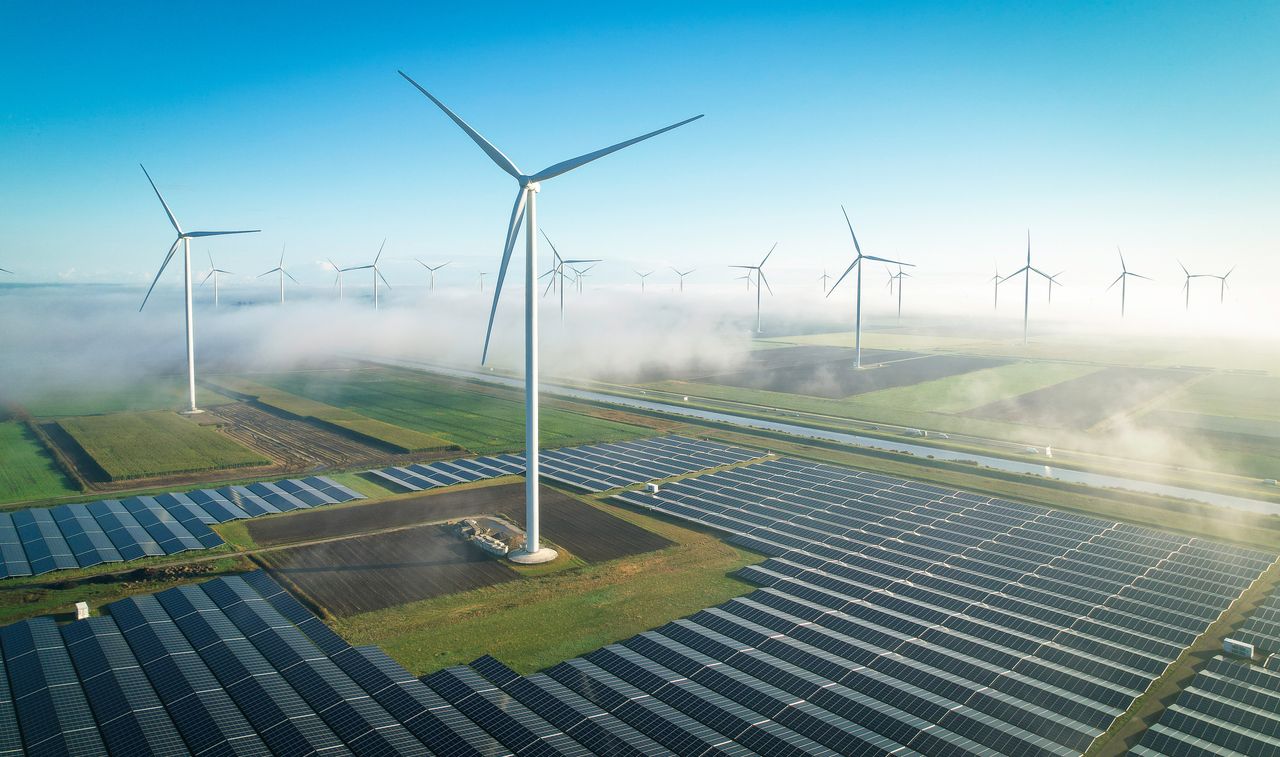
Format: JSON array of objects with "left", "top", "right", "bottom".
[
  {"left": 207, "top": 250, "right": 215, "bottom": 269},
  {"left": 416, "top": 258, "right": 429, "bottom": 268},
  {"left": 139, "top": 239, "right": 180, "bottom": 311},
  {"left": 279, "top": 245, "right": 285, "bottom": 267},
  {"left": 186, "top": 230, "right": 260, "bottom": 238},
  {"left": 327, "top": 258, "right": 340, "bottom": 271},
  {"left": 1117, "top": 246, "right": 1127, "bottom": 272},
  {"left": 1225, "top": 265, "right": 1236, "bottom": 279},
  {"left": 374, "top": 238, "right": 386, "bottom": 265},
  {"left": 529, "top": 114, "right": 704, "bottom": 183},
  {"left": 759, "top": 242, "right": 778, "bottom": 268},
  {"left": 258, "top": 268, "right": 278, "bottom": 278},
  {"left": 826, "top": 259, "right": 858, "bottom": 298},
  {"left": 562, "top": 258, "right": 600, "bottom": 265},
  {"left": 343, "top": 264, "right": 373, "bottom": 272},
  {"left": 543, "top": 276, "right": 555, "bottom": 297},
  {"left": 539, "top": 229, "right": 562, "bottom": 260},
  {"left": 139, "top": 164, "right": 183, "bottom": 235},
  {"left": 434, "top": 261, "right": 452, "bottom": 271},
  {"left": 481, "top": 188, "right": 529, "bottom": 364},
  {"left": 377, "top": 268, "right": 392, "bottom": 288},
  {"left": 1132, "top": 272, "right": 1154, "bottom": 282},
  {"left": 839, "top": 205, "right": 864, "bottom": 258},
  {"left": 728, "top": 265, "right": 756, "bottom": 270},
  {"left": 285, "top": 270, "right": 300, "bottom": 284},
  {"left": 398, "top": 71, "right": 522, "bottom": 179},
  {"left": 1178, "top": 260, "right": 1189, "bottom": 275},
  {"left": 200, "top": 270, "right": 214, "bottom": 286},
  {"left": 759, "top": 269, "right": 774, "bottom": 295},
  {"left": 1106, "top": 273, "right": 1124, "bottom": 291},
  {"left": 862, "top": 254, "right": 915, "bottom": 267}
]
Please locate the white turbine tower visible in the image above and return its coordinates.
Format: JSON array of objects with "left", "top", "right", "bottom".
[
  {"left": 1178, "top": 261, "right": 1212, "bottom": 310},
  {"left": 888, "top": 265, "right": 910, "bottom": 320},
  {"left": 570, "top": 263, "right": 596, "bottom": 293},
  {"left": 730, "top": 243, "right": 777, "bottom": 334},
  {"left": 998, "top": 230, "right": 1052, "bottom": 344},
  {"left": 478, "top": 272, "right": 488, "bottom": 292},
  {"left": 1106, "top": 248, "right": 1152, "bottom": 317},
  {"left": 139, "top": 164, "right": 259, "bottom": 414},
  {"left": 989, "top": 264, "right": 1002, "bottom": 310},
  {"left": 329, "top": 259, "right": 346, "bottom": 301},
  {"left": 539, "top": 231, "right": 599, "bottom": 321},
  {"left": 342, "top": 239, "right": 390, "bottom": 310},
  {"left": 819, "top": 269, "right": 831, "bottom": 293},
  {"left": 1046, "top": 271, "right": 1064, "bottom": 304},
  {"left": 400, "top": 70, "right": 701, "bottom": 564},
  {"left": 258, "top": 245, "right": 298, "bottom": 304},
  {"left": 201, "top": 251, "right": 233, "bottom": 308},
  {"left": 634, "top": 270, "right": 654, "bottom": 292},
  {"left": 1212, "top": 266, "right": 1236, "bottom": 303},
  {"left": 671, "top": 267, "right": 695, "bottom": 292},
  {"left": 827, "top": 208, "right": 913, "bottom": 367},
  {"left": 417, "top": 259, "right": 451, "bottom": 291}
]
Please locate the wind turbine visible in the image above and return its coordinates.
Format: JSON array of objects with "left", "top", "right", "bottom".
[
  {"left": 328, "top": 259, "right": 346, "bottom": 301},
  {"left": 827, "top": 208, "right": 913, "bottom": 366},
  {"left": 819, "top": 269, "right": 831, "bottom": 293},
  {"left": 1106, "top": 248, "right": 1152, "bottom": 317},
  {"left": 989, "top": 264, "right": 1002, "bottom": 310},
  {"left": 138, "top": 164, "right": 259, "bottom": 414},
  {"left": 342, "top": 239, "right": 390, "bottom": 310},
  {"left": 258, "top": 245, "right": 298, "bottom": 304},
  {"left": 201, "top": 251, "right": 233, "bottom": 308},
  {"left": 400, "top": 70, "right": 700, "bottom": 564},
  {"left": 1046, "top": 271, "right": 1065, "bottom": 304},
  {"left": 998, "top": 230, "right": 1052, "bottom": 344},
  {"left": 634, "top": 270, "right": 654, "bottom": 292},
  {"left": 735, "top": 273, "right": 754, "bottom": 291},
  {"left": 478, "top": 272, "right": 488, "bottom": 292},
  {"left": 1212, "top": 266, "right": 1236, "bottom": 303},
  {"left": 1178, "top": 261, "right": 1212, "bottom": 310},
  {"left": 417, "top": 259, "right": 450, "bottom": 291},
  {"left": 730, "top": 243, "right": 777, "bottom": 334},
  {"left": 539, "top": 231, "right": 599, "bottom": 321},
  {"left": 570, "top": 263, "right": 596, "bottom": 293},
  {"left": 0, "top": 265, "right": 11, "bottom": 275},
  {"left": 885, "top": 265, "right": 896, "bottom": 296},
  {"left": 888, "top": 265, "right": 911, "bottom": 320},
  {"left": 671, "top": 267, "right": 695, "bottom": 292}
]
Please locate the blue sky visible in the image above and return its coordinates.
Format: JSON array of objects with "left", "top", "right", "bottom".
[{"left": 1, "top": 2, "right": 1276, "bottom": 304}]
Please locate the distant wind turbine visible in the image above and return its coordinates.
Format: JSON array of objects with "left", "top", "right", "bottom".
[
  {"left": 201, "top": 251, "right": 233, "bottom": 308},
  {"left": 998, "top": 230, "right": 1052, "bottom": 344},
  {"left": 1178, "top": 261, "right": 1212, "bottom": 310},
  {"left": 1212, "top": 266, "right": 1236, "bottom": 303},
  {"left": 671, "top": 267, "right": 695, "bottom": 292},
  {"left": 1106, "top": 248, "right": 1152, "bottom": 317},
  {"left": 735, "top": 273, "right": 754, "bottom": 291},
  {"left": 730, "top": 243, "right": 777, "bottom": 333},
  {"left": 342, "top": 239, "right": 390, "bottom": 310},
  {"left": 570, "top": 263, "right": 596, "bottom": 293},
  {"left": 888, "top": 265, "right": 911, "bottom": 320},
  {"left": 138, "top": 164, "right": 259, "bottom": 414},
  {"left": 634, "top": 270, "right": 654, "bottom": 292},
  {"left": 827, "top": 207, "right": 913, "bottom": 366},
  {"left": 538, "top": 231, "right": 599, "bottom": 321},
  {"left": 1046, "top": 271, "right": 1065, "bottom": 304},
  {"left": 258, "top": 245, "right": 298, "bottom": 304},
  {"left": 820, "top": 269, "right": 831, "bottom": 293},
  {"left": 328, "top": 259, "right": 346, "bottom": 301},
  {"left": 400, "top": 69, "right": 700, "bottom": 564},
  {"left": 989, "top": 264, "right": 1002, "bottom": 310},
  {"left": 478, "top": 272, "right": 488, "bottom": 292},
  {"left": 416, "top": 259, "right": 451, "bottom": 291}
]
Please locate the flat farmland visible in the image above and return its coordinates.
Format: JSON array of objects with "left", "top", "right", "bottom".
[
  {"left": 206, "top": 402, "right": 398, "bottom": 468},
  {"left": 0, "top": 421, "right": 78, "bottom": 505},
  {"left": 965, "top": 367, "right": 1192, "bottom": 429},
  {"left": 259, "top": 524, "right": 520, "bottom": 616},
  {"left": 247, "top": 482, "right": 672, "bottom": 562},
  {"left": 20, "top": 379, "right": 231, "bottom": 418},
  {"left": 249, "top": 369, "right": 649, "bottom": 453},
  {"left": 55, "top": 410, "right": 269, "bottom": 481},
  {"left": 696, "top": 348, "right": 1008, "bottom": 399}
]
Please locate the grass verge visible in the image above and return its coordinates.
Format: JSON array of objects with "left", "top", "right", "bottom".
[{"left": 57, "top": 410, "right": 268, "bottom": 480}]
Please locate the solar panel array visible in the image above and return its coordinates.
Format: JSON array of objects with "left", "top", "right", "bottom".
[
  {"left": 1132, "top": 654, "right": 1280, "bottom": 756},
  {"left": 0, "top": 476, "right": 361, "bottom": 579},
  {"left": 1230, "top": 583, "right": 1280, "bottom": 659},
  {"left": 606, "top": 457, "right": 1277, "bottom": 755},
  {"left": 365, "top": 434, "right": 764, "bottom": 494}
]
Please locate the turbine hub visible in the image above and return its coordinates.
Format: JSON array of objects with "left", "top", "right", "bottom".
[{"left": 526, "top": 181, "right": 541, "bottom": 193}]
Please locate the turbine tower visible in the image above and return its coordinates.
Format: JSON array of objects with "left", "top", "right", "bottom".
[
  {"left": 1212, "top": 266, "right": 1235, "bottom": 303},
  {"left": 139, "top": 164, "right": 259, "bottom": 414},
  {"left": 820, "top": 269, "right": 831, "bottom": 293},
  {"left": 201, "top": 251, "right": 233, "bottom": 308},
  {"left": 671, "top": 267, "right": 695, "bottom": 292},
  {"left": 328, "top": 259, "right": 346, "bottom": 301},
  {"left": 1046, "top": 271, "right": 1064, "bottom": 304},
  {"left": 540, "top": 231, "right": 599, "bottom": 321},
  {"left": 478, "top": 272, "right": 488, "bottom": 292},
  {"left": 1178, "top": 261, "right": 1211, "bottom": 310},
  {"left": 258, "top": 245, "right": 298, "bottom": 304},
  {"left": 417, "top": 259, "right": 450, "bottom": 291},
  {"left": 1106, "top": 247, "right": 1152, "bottom": 317},
  {"left": 400, "top": 71, "right": 701, "bottom": 564},
  {"left": 989, "top": 264, "right": 1002, "bottom": 310},
  {"left": 998, "top": 230, "right": 1052, "bottom": 344},
  {"left": 827, "top": 208, "right": 912, "bottom": 367},
  {"left": 570, "top": 263, "right": 596, "bottom": 293},
  {"left": 730, "top": 243, "right": 777, "bottom": 334},
  {"left": 634, "top": 270, "right": 654, "bottom": 292},
  {"left": 888, "top": 265, "right": 910, "bottom": 320},
  {"left": 342, "top": 239, "right": 390, "bottom": 310}
]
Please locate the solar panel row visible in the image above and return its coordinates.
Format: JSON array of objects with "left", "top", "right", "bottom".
[
  {"left": 1230, "top": 585, "right": 1280, "bottom": 659},
  {"left": 1132, "top": 654, "right": 1280, "bottom": 756},
  {"left": 0, "top": 476, "right": 361, "bottom": 580},
  {"left": 364, "top": 435, "right": 764, "bottom": 494},
  {"left": 605, "top": 456, "right": 1277, "bottom": 755}
]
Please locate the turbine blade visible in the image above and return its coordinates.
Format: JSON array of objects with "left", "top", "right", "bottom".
[
  {"left": 1106, "top": 273, "right": 1123, "bottom": 291},
  {"left": 543, "top": 275, "right": 555, "bottom": 297},
  {"left": 759, "top": 269, "right": 774, "bottom": 296},
  {"left": 207, "top": 250, "right": 215, "bottom": 269},
  {"left": 398, "top": 71, "right": 522, "bottom": 179},
  {"left": 374, "top": 238, "right": 386, "bottom": 264},
  {"left": 839, "top": 205, "right": 863, "bottom": 258},
  {"left": 862, "top": 254, "right": 915, "bottom": 267},
  {"left": 481, "top": 188, "right": 529, "bottom": 364},
  {"left": 285, "top": 270, "right": 300, "bottom": 284},
  {"left": 759, "top": 242, "right": 777, "bottom": 267},
  {"left": 539, "top": 229, "right": 562, "bottom": 260},
  {"left": 139, "top": 164, "right": 183, "bottom": 235},
  {"left": 1133, "top": 273, "right": 1154, "bottom": 281},
  {"left": 377, "top": 268, "right": 391, "bottom": 288},
  {"left": 1117, "top": 246, "right": 1127, "bottom": 272},
  {"left": 185, "top": 230, "right": 260, "bottom": 238},
  {"left": 529, "top": 114, "right": 704, "bottom": 183},
  {"left": 201, "top": 270, "right": 213, "bottom": 285},
  {"left": 826, "top": 259, "right": 858, "bottom": 298},
  {"left": 0, "top": 267, "right": 11, "bottom": 274},
  {"left": 562, "top": 258, "right": 601, "bottom": 264},
  {"left": 139, "top": 239, "right": 180, "bottom": 311},
  {"left": 258, "top": 269, "right": 277, "bottom": 278}
]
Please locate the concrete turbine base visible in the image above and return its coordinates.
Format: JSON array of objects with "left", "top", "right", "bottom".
[
  {"left": 179, "top": 409, "right": 206, "bottom": 416},
  {"left": 508, "top": 547, "right": 558, "bottom": 565}
]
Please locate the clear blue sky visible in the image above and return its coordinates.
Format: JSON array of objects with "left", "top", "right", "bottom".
[{"left": 1, "top": 2, "right": 1276, "bottom": 299}]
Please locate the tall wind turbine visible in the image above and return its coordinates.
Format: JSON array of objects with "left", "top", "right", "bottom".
[
  {"left": 634, "top": 270, "right": 654, "bottom": 292},
  {"left": 570, "top": 263, "right": 596, "bottom": 293},
  {"left": 540, "top": 231, "right": 599, "bottom": 321},
  {"left": 258, "top": 245, "right": 298, "bottom": 304},
  {"left": 201, "top": 251, "right": 233, "bottom": 308},
  {"left": 417, "top": 259, "right": 450, "bottom": 291},
  {"left": 1178, "top": 261, "right": 1211, "bottom": 310},
  {"left": 328, "top": 259, "right": 346, "bottom": 301},
  {"left": 1046, "top": 271, "right": 1064, "bottom": 304},
  {"left": 139, "top": 164, "right": 259, "bottom": 414},
  {"left": 998, "top": 230, "right": 1052, "bottom": 344},
  {"left": 989, "top": 264, "right": 1002, "bottom": 310},
  {"left": 478, "top": 272, "right": 488, "bottom": 292},
  {"left": 730, "top": 243, "right": 776, "bottom": 334},
  {"left": 735, "top": 273, "right": 754, "bottom": 291},
  {"left": 671, "top": 267, "right": 695, "bottom": 292},
  {"left": 1213, "top": 266, "right": 1236, "bottom": 303},
  {"left": 342, "top": 239, "right": 390, "bottom": 310},
  {"left": 400, "top": 71, "right": 701, "bottom": 564},
  {"left": 827, "top": 208, "right": 913, "bottom": 366},
  {"left": 888, "top": 265, "right": 910, "bottom": 320},
  {"left": 1106, "top": 247, "right": 1152, "bottom": 317},
  {"left": 819, "top": 269, "right": 831, "bottom": 293}
]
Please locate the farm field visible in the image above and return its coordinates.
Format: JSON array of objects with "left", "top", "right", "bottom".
[
  {"left": 260, "top": 524, "right": 521, "bottom": 616},
  {"left": 1158, "top": 372, "right": 1280, "bottom": 423},
  {"left": 249, "top": 368, "right": 651, "bottom": 453},
  {"left": 0, "top": 420, "right": 78, "bottom": 505},
  {"left": 56, "top": 410, "right": 269, "bottom": 480},
  {"left": 965, "top": 366, "right": 1193, "bottom": 429},
  {"left": 205, "top": 402, "right": 396, "bottom": 468},
  {"left": 19, "top": 379, "right": 231, "bottom": 418}
]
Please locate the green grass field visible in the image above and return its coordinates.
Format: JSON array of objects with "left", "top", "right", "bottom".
[
  {"left": 57, "top": 411, "right": 269, "bottom": 480},
  {"left": 250, "top": 369, "right": 650, "bottom": 454},
  {"left": 0, "top": 421, "right": 79, "bottom": 504},
  {"left": 330, "top": 500, "right": 759, "bottom": 675},
  {"left": 20, "top": 380, "right": 231, "bottom": 418}
]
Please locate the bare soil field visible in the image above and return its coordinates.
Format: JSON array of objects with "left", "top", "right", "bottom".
[
  {"left": 259, "top": 523, "right": 520, "bottom": 616},
  {"left": 248, "top": 482, "right": 672, "bottom": 563},
  {"left": 965, "top": 367, "right": 1193, "bottom": 429},
  {"left": 697, "top": 349, "right": 1006, "bottom": 399},
  {"left": 206, "top": 402, "right": 392, "bottom": 467}
]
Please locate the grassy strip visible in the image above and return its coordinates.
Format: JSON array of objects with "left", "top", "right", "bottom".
[
  {"left": 206, "top": 376, "right": 452, "bottom": 453},
  {"left": 329, "top": 499, "right": 760, "bottom": 675},
  {"left": 0, "top": 421, "right": 79, "bottom": 504},
  {"left": 56, "top": 411, "right": 268, "bottom": 481}
]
